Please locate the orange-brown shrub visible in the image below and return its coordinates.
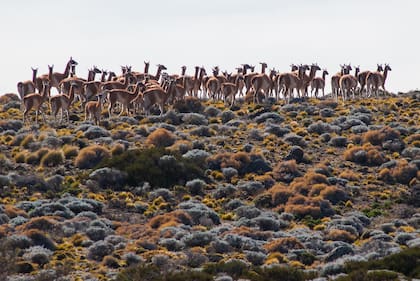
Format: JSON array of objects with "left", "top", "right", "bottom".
[
  {"left": 207, "top": 151, "right": 253, "bottom": 175},
  {"left": 405, "top": 133, "right": 420, "bottom": 145},
  {"left": 390, "top": 160, "right": 418, "bottom": 185},
  {"left": 40, "top": 150, "right": 64, "bottom": 167},
  {"left": 326, "top": 229, "right": 356, "bottom": 243},
  {"left": 62, "top": 145, "right": 79, "bottom": 159},
  {"left": 304, "top": 171, "right": 329, "bottom": 185},
  {"left": 343, "top": 146, "right": 366, "bottom": 164},
  {"left": 23, "top": 229, "right": 56, "bottom": 250},
  {"left": 111, "top": 143, "right": 125, "bottom": 156},
  {"left": 338, "top": 170, "right": 360, "bottom": 181},
  {"left": 3, "top": 205, "right": 27, "bottom": 218},
  {"left": 308, "top": 183, "right": 328, "bottom": 197},
  {"left": 74, "top": 145, "right": 110, "bottom": 169},
  {"left": 228, "top": 226, "right": 273, "bottom": 241},
  {"left": 366, "top": 148, "right": 387, "bottom": 166},
  {"left": 263, "top": 237, "right": 304, "bottom": 253},
  {"left": 362, "top": 126, "right": 400, "bottom": 145},
  {"left": 145, "top": 128, "right": 176, "bottom": 148},
  {"left": 16, "top": 216, "right": 61, "bottom": 232},
  {"left": 272, "top": 160, "right": 300, "bottom": 183},
  {"left": 268, "top": 184, "right": 294, "bottom": 206},
  {"left": 289, "top": 181, "right": 311, "bottom": 196},
  {"left": 344, "top": 145, "right": 386, "bottom": 166},
  {"left": 148, "top": 210, "right": 192, "bottom": 229},
  {"left": 319, "top": 186, "right": 348, "bottom": 204},
  {"left": 378, "top": 168, "right": 393, "bottom": 182},
  {"left": 285, "top": 196, "right": 334, "bottom": 219}
]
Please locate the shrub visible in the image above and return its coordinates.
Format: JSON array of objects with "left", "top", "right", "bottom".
[
  {"left": 320, "top": 186, "right": 349, "bottom": 204},
  {"left": 75, "top": 145, "right": 110, "bottom": 169},
  {"left": 111, "top": 143, "right": 126, "bottom": 156},
  {"left": 87, "top": 240, "right": 114, "bottom": 261},
  {"left": 273, "top": 160, "right": 301, "bottom": 183},
  {"left": 182, "top": 231, "right": 214, "bottom": 247},
  {"left": 86, "top": 226, "right": 108, "bottom": 241},
  {"left": 83, "top": 125, "right": 111, "bottom": 139},
  {"left": 362, "top": 126, "right": 400, "bottom": 146},
  {"left": 40, "top": 150, "right": 64, "bottom": 167},
  {"left": 148, "top": 210, "right": 192, "bottom": 229},
  {"left": 263, "top": 237, "right": 304, "bottom": 253},
  {"left": 145, "top": 128, "right": 176, "bottom": 147},
  {"left": 326, "top": 229, "right": 356, "bottom": 243},
  {"left": 99, "top": 147, "right": 205, "bottom": 188},
  {"left": 269, "top": 184, "right": 294, "bottom": 206},
  {"left": 344, "top": 247, "right": 420, "bottom": 278},
  {"left": 339, "top": 170, "right": 360, "bottom": 181},
  {"left": 390, "top": 160, "right": 418, "bottom": 184},
  {"left": 24, "top": 229, "right": 56, "bottom": 250},
  {"left": 181, "top": 113, "right": 208, "bottom": 125},
  {"left": 173, "top": 96, "right": 203, "bottom": 113},
  {"left": 62, "top": 145, "right": 79, "bottom": 159},
  {"left": 185, "top": 179, "right": 207, "bottom": 196},
  {"left": 22, "top": 246, "right": 53, "bottom": 266}
]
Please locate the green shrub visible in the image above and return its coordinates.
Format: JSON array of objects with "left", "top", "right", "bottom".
[
  {"left": 99, "top": 147, "right": 205, "bottom": 188},
  {"left": 344, "top": 247, "right": 420, "bottom": 278}
]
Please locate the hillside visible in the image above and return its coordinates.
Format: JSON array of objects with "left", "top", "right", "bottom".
[{"left": 0, "top": 93, "right": 419, "bottom": 281}]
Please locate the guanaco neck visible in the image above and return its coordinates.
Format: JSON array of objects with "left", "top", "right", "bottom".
[
  {"left": 193, "top": 67, "right": 199, "bottom": 80},
  {"left": 31, "top": 68, "right": 38, "bottom": 84},
  {"left": 63, "top": 61, "right": 72, "bottom": 78},
  {"left": 382, "top": 67, "right": 389, "bottom": 83},
  {"left": 48, "top": 66, "right": 54, "bottom": 82},
  {"left": 100, "top": 72, "right": 107, "bottom": 82},
  {"left": 261, "top": 64, "right": 267, "bottom": 74},
  {"left": 87, "top": 70, "right": 95, "bottom": 82},
  {"left": 309, "top": 66, "right": 318, "bottom": 80},
  {"left": 322, "top": 71, "right": 328, "bottom": 80},
  {"left": 68, "top": 84, "right": 75, "bottom": 102},
  {"left": 354, "top": 68, "right": 360, "bottom": 78},
  {"left": 42, "top": 83, "right": 50, "bottom": 100},
  {"left": 181, "top": 66, "right": 187, "bottom": 76},
  {"left": 144, "top": 63, "right": 150, "bottom": 74},
  {"left": 108, "top": 72, "right": 116, "bottom": 81}
]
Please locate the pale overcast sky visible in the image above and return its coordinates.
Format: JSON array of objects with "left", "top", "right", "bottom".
[{"left": 0, "top": 0, "right": 419, "bottom": 95}]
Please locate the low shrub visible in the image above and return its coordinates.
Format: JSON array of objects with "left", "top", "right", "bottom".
[
  {"left": 263, "top": 237, "right": 304, "bottom": 253},
  {"left": 40, "top": 149, "right": 64, "bottom": 167},
  {"left": 75, "top": 145, "right": 111, "bottom": 169},
  {"left": 344, "top": 246, "right": 420, "bottom": 278},
  {"left": 146, "top": 128, "right": 177, "bottom": 148},
  {"left": 99, "top": 147, "right": 205, "bottom": 188}
]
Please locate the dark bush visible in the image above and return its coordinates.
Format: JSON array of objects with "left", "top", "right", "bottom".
[{"left": 99, "top": 147, "right": 205, "bottom": 188}]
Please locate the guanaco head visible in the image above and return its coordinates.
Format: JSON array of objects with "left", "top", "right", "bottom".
[
  {"left": 384, "top": 64, "right": 392, "bottom": 71},
  {"left": 311, "top": 63, "right": 321, "bottom": 71},
  {"left": 157, "top": 64, "right": 167, "bottom": 71},
  {"left": 93, "top": 66, "right": 101, "bottom": 74},
  {"left": 290, "top": 64, "right": 298, "bottom": 71},
  {"left": 31, "top": 67, "right": 38, "bottom": 72},
  {"left": 270, "top": 68, "right": 277, "bottom": 76},
  {"left": 377, "top": 64, "right": 384, "bottom": 72},
  {"left": 68, "top": 57, "right": 78, "bottom": 66},
  {"left": 259, "top": 62, "right": 267, "bottom": 67},
  {"left": 323, "top": 69, "right": 329, "bottom": 76}
]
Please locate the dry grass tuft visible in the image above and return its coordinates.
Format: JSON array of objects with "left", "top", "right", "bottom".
[{"left": 145, "top": 128, "right": 176, "bottom": 148}]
